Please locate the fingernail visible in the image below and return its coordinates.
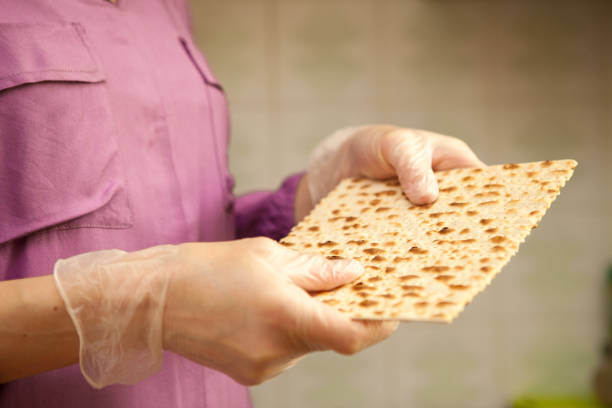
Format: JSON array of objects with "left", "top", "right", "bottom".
[
  {"left": 334, "top": 259, "right": 364, "bottom": 279},
  {"left": 424, "top": 172, "right": 439, "bottom": 199},
  {"left": 406, "top": 172, "right": 438, "bottom": 204}
]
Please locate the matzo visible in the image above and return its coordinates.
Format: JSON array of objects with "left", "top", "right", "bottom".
[{"left": 281, "top": 160, "right": 577, "bottom": 322}]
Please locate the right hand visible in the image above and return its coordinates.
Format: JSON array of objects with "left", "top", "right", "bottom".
[
  {"left": 163, "top": 238, "right": 398, "bottom": 385},
  {"left": 55, "top": 238, "right": 397, "bottom": 388}
]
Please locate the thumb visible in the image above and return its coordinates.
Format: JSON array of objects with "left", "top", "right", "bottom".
[
  {"left": 296, "top": 300, "right": 399, "bottom": 354},
  {"left": 382, "top": 129, "right": 439, "bottom": 205},
  {"left": 284, "top": 252, "right": 364, "bottom": 291}
]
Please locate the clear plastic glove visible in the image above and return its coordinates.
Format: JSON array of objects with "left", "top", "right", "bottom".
[
  {"left": 306, "top": 125, "right": 485, "bottom": 207},
  {"left": 54, "top": 245, "right": 178, "bottom": 388},
  {"left": 54, "top": 238, "right": 397, "bottom": 388}
]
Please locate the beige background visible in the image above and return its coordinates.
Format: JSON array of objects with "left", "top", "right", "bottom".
[{"left": 189, "top": 1, "right": 612, "bottom": 407}]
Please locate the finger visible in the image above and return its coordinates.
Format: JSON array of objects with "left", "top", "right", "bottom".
[
  {"left": 251, "top": 238, "right": 363, "bottom": 291},
  {"left": 285, "top": 253, "right": 364, "bottom": 292},
  {"left": 429, "top": 133, "right": 486, "bottom": 171},
  {"left": 341, "top": 319, "right": 399, "bottom": 353},
  {"left": 381, "top": 129, "right": 439, "bottom": 205},
  {"left": 295, "top": 300, "right": 398, "bottom": 354}
]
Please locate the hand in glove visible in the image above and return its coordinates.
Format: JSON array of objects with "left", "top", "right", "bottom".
[
  {"left": 54, "top": 238, "right": 397, "bottom": 388},
  {"left": 298, "top": 126, "right": 485, "bottom": 220}
]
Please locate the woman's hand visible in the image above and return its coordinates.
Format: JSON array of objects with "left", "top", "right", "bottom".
[
  {"left": 163, "top": 238, "right": 397, "bottom": 385},
  {"left": 296, "top": 125, "right": 485, "bottom": 221},
  {"left": 54, "top": 238, "right": 397, "bottom": 388}
]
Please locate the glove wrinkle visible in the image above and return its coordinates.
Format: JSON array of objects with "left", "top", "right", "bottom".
[{"left": 54, "top": 246, "right": 178, "bottom": 389}]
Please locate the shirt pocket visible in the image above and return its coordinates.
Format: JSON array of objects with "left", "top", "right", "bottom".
[
  {"left": 179, "top": 37, "right": 235, "bottom": 214},
  {"left": 0, "top": 22, "right": 133, "bottom": 244}
]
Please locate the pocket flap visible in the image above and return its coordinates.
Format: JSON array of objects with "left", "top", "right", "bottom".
[
  {"left": 0, "top": 22, "right": 132, "bottom": 245},
  {"left": 180, "top": 37, "right": 223, "bottom": 91},
  {"left": 0, "top": 22, "right": 105, "bottom": 92}
]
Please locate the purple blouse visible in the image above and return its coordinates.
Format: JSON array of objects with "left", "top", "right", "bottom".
[{"left": 0, "top": 0, "right": 302, "bottom": 406}]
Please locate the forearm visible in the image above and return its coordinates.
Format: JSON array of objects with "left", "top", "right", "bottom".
[{"left": 0, "top": 275, "right": 79, "bottom": 383}]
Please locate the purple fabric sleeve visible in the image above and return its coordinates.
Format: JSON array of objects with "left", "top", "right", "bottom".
[{"left": 234, "top": 173, "right": 304, "bottom": 240}]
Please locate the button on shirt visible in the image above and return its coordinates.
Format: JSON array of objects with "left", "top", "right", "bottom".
[{"left": 0, "top": 0, "right": 301, "bottom": 406}]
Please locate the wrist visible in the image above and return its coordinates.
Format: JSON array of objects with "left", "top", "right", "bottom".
[
  {"left": 161, "top": 243, "right": 209, "bottom": 355},
  {"left": 160, "top": 242, "right": 233, "bottom": 363},
  {"left": 305, "top": 127, "right": 357, "bottom": 205},
  {"left": 294, "top": 174, "right": 313, "bottom": 223},
  {"left": 54, "top": 245, "right": 177, "bottom": 388}
]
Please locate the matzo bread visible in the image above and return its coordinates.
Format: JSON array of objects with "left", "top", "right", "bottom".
[{"left": 281, "top": 160, "right": 577, "bottom": 322}]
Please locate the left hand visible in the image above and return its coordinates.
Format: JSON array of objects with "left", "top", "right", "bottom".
[{"left": 295, "top": 125, "right": 485, "bottom": 221}]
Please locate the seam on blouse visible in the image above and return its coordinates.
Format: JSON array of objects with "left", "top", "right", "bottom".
[
  {"left": 180, "top": 38, "right": 229, "bottom": 206},
  {"left": 70, "top": 22, "right": 103, "bottom": 73},
  {"left": 51, "top": 223, "right": 133, "bottom": 231},
  {"left": 0, "top": 68, "right": 101, "bottom": 81}
]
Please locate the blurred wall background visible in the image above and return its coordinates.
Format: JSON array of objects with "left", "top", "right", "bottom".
[{"left": 189, "top": 1, "right": 612, "bottom": 407}]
